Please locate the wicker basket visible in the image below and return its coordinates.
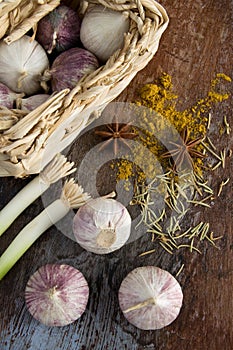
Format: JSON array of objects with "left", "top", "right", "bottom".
[{"left": 0, "top": 0, "right": 169, "bottom": 177}]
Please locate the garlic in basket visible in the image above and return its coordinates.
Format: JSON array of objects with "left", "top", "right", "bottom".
[
  {"left": 44, "top": 47, "right": 99, "bottom": 92},
  {"left": 36, "top": 5, "right": 81, "bottom": 54},
  {"left": 0, "top": 35, "right": 49, "bottom": 95},
  {"left": 73, "top": 196, "right": 131, "bottom": 254},
  {"left": 118, "top": 266, "right": 183, "bottom": 330},
  {"left": 80, "top": 5, "right": 130, "bottom": 62}
]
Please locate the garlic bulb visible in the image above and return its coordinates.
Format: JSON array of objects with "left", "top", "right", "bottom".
[
  {"left": 0, "top": 35, "right": 49, "bottom": 95},
  {"left": 25, "top": 264, "right": 89, "bottom": 327},
  {"left": 80, "top": 5, "right": 130, "bottom": 62},
  {"left": 36, "top": 5, "right": 81, "bottom": 54},
  {"left": 47, "top": 47, "right": 99, "bottom": 92},
  {"left": 118, "top": 266, "right": 183, "bottom": 330},
  {"left": 73, "top": 197, "right": 131, "bottom": 254}
]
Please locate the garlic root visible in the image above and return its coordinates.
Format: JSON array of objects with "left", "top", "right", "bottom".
[{"left": 123, "top": 297, "right": 156, "bottom": 313}]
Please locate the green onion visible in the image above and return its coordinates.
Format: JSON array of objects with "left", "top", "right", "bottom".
[
  {"left": 0, "top": 179, "right": 90, "bottom": 280},
  {"left": 0, "top": 153, "right": 75, "bottom": 237}
]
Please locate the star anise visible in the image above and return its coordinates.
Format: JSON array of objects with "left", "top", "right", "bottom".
[
  {"left": 95, "top": 116, "right": 137, "bottom": 155},
  {"left": 161, "top": 127, "right": 205, "bottom": 171}
]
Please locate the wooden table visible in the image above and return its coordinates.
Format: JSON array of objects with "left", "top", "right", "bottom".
[{"left": 0, "top": 0, "right": 232, "bottom": 349}]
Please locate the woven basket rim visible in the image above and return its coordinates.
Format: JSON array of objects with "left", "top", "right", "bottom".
[{"left": 0, "top": 0, "right": 169, "bottom": 177}]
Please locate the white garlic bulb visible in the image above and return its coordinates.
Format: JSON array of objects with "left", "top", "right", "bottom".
[
  {"left": 0, "top": 35, "right": 49, "bottom": 95},
  {"left": 118, "top": 266, "right": 183, "bottom": 330},
  {"left": 73, "top": 197, "right": 131, "bottom": 254},
  {"left": 80, "top": 5, "right": 130, "bottom": 62}
]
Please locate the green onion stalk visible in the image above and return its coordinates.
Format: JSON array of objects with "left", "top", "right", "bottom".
[
  {"left": 0, "top": 179, "right": 91, "bottom": 280},
  {"left": 0, "top": 153, "right": 75, "bottom": 237}
]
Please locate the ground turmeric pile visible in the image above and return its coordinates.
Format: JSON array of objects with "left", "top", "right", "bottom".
[{"left": 114, "top": 72, "right": 231, "bottom": 184}]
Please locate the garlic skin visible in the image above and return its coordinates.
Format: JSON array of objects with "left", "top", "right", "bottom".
[
  {"left": 118, "top": 266, "right": 183, "bottom": 330},
  {"left": 25, "top": 264, "right": 89, "bottom": 327},
  {"left": 0, "top": 35, "right": 49, "bottom": 95},
  {"left": 73, "top": 197, "right": 131, "bottom": 254},
  {"left": 0, "top": 82, "right": 23, "bottom": 108},
  {"left": 80, "top": 5, "right": 130, "bottom": 62}
]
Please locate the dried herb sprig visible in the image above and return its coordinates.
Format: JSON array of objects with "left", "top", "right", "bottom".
[
  {"left": 217, "top": 178, "right": 230, "bottom": 197},
  {"left": 132, "top": 166, "right": 223, "bottom": 256},
  {"left": 129, "top": 72, "right": 231, "bottom": 260},
  {"left": 223, "top": 115, "right": 231, "bottom": 135}
]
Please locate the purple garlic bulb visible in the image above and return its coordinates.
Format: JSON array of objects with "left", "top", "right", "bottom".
[
  {"left": 25, "top": 264, "right": 89, "bottom": 327},
  {"left": 36, "top": 5, "right": 81, "bottom": 54},
  {"left": 49, "top": 47, "right": 99, "bottom": 92},
  {"left": 73, "top": 197, "right": 131, "bottom": 254},
  {"left": 118, "top": 266, "right": 183, "bottom": 330}
]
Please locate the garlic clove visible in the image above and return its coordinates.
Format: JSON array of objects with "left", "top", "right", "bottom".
[
  {"left": 80, "top": 5, "right": 130, "bottom": 62},
  {"left": 73, "top": 197, "right": 131, "bottom": 254},
  {"left": 118, "top": 266, "right": 183, "bottom": 330},
  {"left": 25, "top": 264, "right": 89, "bottom": 327}
]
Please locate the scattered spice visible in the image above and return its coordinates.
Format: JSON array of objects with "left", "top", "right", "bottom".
[
  {"left": 223, "top": 115, "right": 231, "bottom": 135},
  {"left": 113, "top": 159, "right": 134, "bottom": 182},
  {"left": 175, "top": 263, "right": 185, "bottom": 277},
  {"left": 95, "top": 116, "right": 137, "bottom": 155},
  {"left": 114, "top": 72, "right": 231, "bottom": 182},
  {"left": 161, "top": 127, "right": 205, "bottom": 171},
  {"left": 138, "top": 249, "right": 156, "bottom": 257},
  {"left": 112, "top": 72, "right": 231, "bottom": 258},
  {"left": 217, "top": 178, "right": 230, "bottom": 197},
  {"left": 97, "top": 72, "right": 231, "bottom": 260}
]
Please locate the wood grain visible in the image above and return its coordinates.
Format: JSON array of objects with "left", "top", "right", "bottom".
[{"left": 0, "top": 0, "right": 232, "bottom": 349}]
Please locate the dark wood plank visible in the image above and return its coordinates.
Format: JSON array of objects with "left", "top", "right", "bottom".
[{"left": 0, "top": 1, "right": 232, "bottom": 349}]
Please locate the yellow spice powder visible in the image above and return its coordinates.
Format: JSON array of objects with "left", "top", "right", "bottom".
[{"left": 114, "top": 72, "right": 231, "bottom": 184}]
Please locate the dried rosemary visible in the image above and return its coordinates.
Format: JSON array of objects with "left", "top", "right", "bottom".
[{"left": 126, "top": 73, "right": 231, "bottom": 257}]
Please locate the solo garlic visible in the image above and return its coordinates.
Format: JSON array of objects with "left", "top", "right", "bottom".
[
  {"left": 73, "top": 196, "right": 131, "bottom": 254},
  {"left": 44, "top": 47, "right": 99, "bottom": 92},
  {"left": 36, "top": 5, "right": 81, "bottom": 54},
  {"left": 118, "top": 266, "right": 183, "bottom": 330},
  {"left": 25, "top": 264, "right": 89, "bottom": 327},
  {"left": 80, "top": 5, "right": 130, "bottom": 62}
]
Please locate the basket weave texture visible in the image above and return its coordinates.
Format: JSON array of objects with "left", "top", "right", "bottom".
[{"left": 0, "top": 0, "right": 169, "bottom": 177}]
